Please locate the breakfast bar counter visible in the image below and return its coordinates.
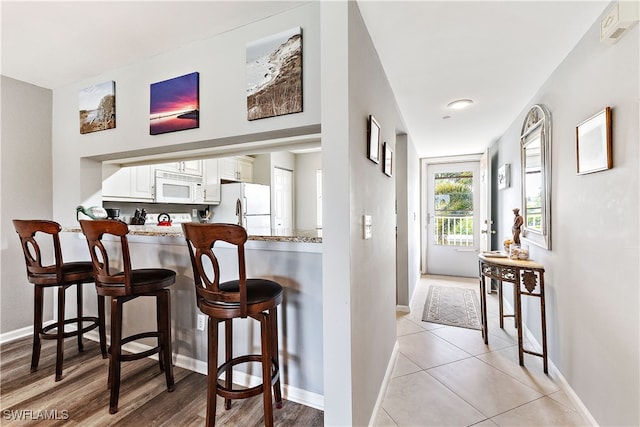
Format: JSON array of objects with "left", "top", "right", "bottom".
[
  {"left": 63, "top": 225, "right": 322, "bottom": 243},
  {"left": 60, "top": 223, "right": 324, "bottom": 404}
]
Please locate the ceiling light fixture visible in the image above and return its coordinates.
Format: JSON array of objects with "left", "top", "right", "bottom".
[{"left": 447, "top": 99, "right": 474, "bottom": 110}]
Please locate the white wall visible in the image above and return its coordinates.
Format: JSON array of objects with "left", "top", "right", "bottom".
[
  {"left": 1, "top": 76, "right": 54, "bottom": 334},
  {"left": 51, "top": 3, "right": 321, "bottom": 226},
  {"left": 493, "top": 15, "right": 639, "bottom": 427},
  {"left": 320, "top": 2, "right": 354, "bottom": 423}
]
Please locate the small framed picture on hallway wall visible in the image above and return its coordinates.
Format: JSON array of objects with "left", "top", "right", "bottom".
[
  {"left": 367, "top": 114, "right": 380, "bottom": 164},
  {"left": 383, "top": 142, "right": 393, "bottom": 177},
  {"left": 576, "top": 106, "right": 612, "bottom": 175}
]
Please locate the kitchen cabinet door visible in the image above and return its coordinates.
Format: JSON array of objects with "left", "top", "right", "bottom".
[
  {"left": 130, "top": 165, "right": 153, "bottom": 199},
  {"left": 203, "top": 159, "right": 221, "bottom": 203},
  {"left": 219, "top": 157, "right": 253, "bottom": 182},
  {"left": 237, "top": 158, "right": 253, "bottom": 183},
  {"left": 155, "top": 160, "right": 202, "bottom": 176},
  {"left": 102, "top": 164, "right": 153, "bottom": 202},
  {"left": 182, "top": 160, "right": 202, "bottom": 176}
]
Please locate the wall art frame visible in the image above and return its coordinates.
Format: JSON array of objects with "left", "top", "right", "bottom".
[
  {"left": 246, "top": 26, "right": 303, "bottom": 121},
  {"left": 367, "top": 114, "right": 380, "bottom": 164},
  {"left": 150, "top": 72, "right": 199, "bottom": 135},
  {"left": 79, "top": 80, "right": 116, "bottom": 134},
  {"left": 497, "top": 164, "right": 510, "bottom": 189},
  {"left": 576, "top": 106, "right": 612, "bottom": 175},
  {"left": 383, "top": 142, "right": 393, "bottom": 177}
]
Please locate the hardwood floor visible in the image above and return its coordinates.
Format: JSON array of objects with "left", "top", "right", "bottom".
[{"left": 0, "top": 337, "right": 323, "bottom": 426}]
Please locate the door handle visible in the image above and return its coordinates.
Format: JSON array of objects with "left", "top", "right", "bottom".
[{"left": 481, "top": 229, "right": 496, "bottom": 234}]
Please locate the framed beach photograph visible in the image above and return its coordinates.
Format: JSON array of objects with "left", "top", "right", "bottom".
[
  {"left": 383, "top": 142, "right": 393, "bottom": 177},
  {"left": 79, "top": 81, "right": 116, "bottom": 134},
  {"left": 150, "top": 72, "right": 199, "bottom": 135},
  {"left": 246, "top": 26, "right": 302, "bottom": 121},
  {"left": 367, "top": 115, "right": 380, "bottom": 164},
  {"left": 576, "top": 107, "right": 612, "bottom": 175}
]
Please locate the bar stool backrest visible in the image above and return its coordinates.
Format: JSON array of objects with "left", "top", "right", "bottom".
[
  {"left": 13, "top": 220, "right": 65, "bottom": 285},
  {"left": 182, "top": 223, "right": 248, "bottom": 318},
  {"left": 79, "top": 220, "right": 133, "bottom": 296}
]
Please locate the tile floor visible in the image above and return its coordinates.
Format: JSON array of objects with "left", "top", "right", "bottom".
[{"left": 373, "top": 275, "right": 589, "bottom": 427}]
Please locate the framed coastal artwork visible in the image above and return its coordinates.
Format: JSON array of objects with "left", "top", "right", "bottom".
[
  {"left": 246, "top": 27, "right": 302, "bottom": 121},
  {"left": 79, "top": 81, "right": 116, "bottom": 134},
  {"left": 576, "top": 106, "right": 612, "bottom": 175},
  {"left": 150, "top": 72, "right": 199, "bottom": 135}
]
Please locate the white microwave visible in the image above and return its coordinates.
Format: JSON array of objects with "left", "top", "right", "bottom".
[{"left": 154, "top": 170, "right": 204, "bottom": 204}]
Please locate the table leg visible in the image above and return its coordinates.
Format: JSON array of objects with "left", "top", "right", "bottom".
[
  {"left": 539, "top": 273, "right": 548, "bottom": 374},
  {"left": 515, "top": 269, "right": 524, "bottom": 367},
  {"left": 479, "top": 263, "right": 488, "bottom": 344},
  {"left": 498, "top": 280, "right": 504, "bottom": 329}
]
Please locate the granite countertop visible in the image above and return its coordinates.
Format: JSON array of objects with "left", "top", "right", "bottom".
[{"left": 63, "top": 224, "right": 322, "bottom": 243}]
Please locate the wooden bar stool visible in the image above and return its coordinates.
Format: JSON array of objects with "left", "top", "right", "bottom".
[
  {"left": 12, "top": 219, "right": 107, "bottom": 382},
  {"left": 182, "top": 223, "right": 283, "bottom": 427},
  {"left": 79, "top": 219, "right": 176, "bottom": 414}
]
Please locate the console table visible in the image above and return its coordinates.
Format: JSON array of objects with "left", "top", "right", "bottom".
[{"left": 478, "top": 253, "right": 548, "bottom": 373}]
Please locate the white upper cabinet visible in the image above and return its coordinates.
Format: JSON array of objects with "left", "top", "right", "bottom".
[
  {"left": 102, "top": 164, "right": 154, "bottom": 202},
  {"left": 220, "top": 156, "right": 253, "bottom": 182},
  {"left": 155, "top": 160, "right": 202, "bottom": 176}
]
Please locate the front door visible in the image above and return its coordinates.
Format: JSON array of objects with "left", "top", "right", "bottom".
[{"left": 426, "top": 161, "right": 480, "bottom": 277}]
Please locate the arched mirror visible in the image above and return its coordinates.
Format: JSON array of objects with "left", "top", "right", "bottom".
[{"left": 520, "top": 104, "right": 551, "bottom": 250}]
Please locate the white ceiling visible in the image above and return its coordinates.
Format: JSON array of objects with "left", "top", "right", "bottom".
[{"left": 1, "top": 0, "right": 609, "bottom": 158}]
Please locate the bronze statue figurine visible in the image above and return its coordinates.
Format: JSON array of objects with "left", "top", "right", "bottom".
[{"left": 512, "top": 208, "right": 523, "bottom": 244}]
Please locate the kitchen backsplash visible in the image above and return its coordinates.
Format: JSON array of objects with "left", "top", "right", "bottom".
[{"left": 103, "top": 201, "right": 213, "bottom": 224}]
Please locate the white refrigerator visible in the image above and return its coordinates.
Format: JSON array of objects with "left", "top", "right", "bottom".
[{"left": 213, "top": 183, "right": 271, "bottom": 235}]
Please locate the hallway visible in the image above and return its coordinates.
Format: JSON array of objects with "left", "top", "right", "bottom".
[{"left": 374, "top": 275, "right": 589, "bottom": 427}]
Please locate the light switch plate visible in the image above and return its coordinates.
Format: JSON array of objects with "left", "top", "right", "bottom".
[
  {"left": 196, "top": 314, "right": 206, "bottom": 331},
  {"left": 363, "top": 215, "right": 372, "bottom": 239}
]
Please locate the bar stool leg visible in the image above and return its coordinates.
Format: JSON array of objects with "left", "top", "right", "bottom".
[
  {"left": 55, "top": 286, "right": 66, "bottom": 382},
  {"left": 260, "top": 313, "right": 274, "bottom": 427},
  {"left": 109, "top": 297, "right": 123, "bottom": 414},
  {"left": 158, "top": 290, "right": 175, "bottom": 391},
  {"left": 98, "top": 295, "right": 108, "bottom": 358},
  {"left": 207, "top": 317, "right": 219, "bottom": 427},
  {"left": 31, "top": 286, "right": 44, "bottom": 373},
  {"left": 224, "top": 319, "right": 233, "bottom": 410},
  {"left": 269, "top": 307, "right": 283, "bottom": 408},
  {"left": 76, "top": 284, "right": 84, "bottom": 352}
]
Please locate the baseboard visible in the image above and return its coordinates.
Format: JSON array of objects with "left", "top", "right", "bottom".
[
  {"left": 0, "top": 321, "right": 56, "bottom": 344},
  {"left": 395, "top": 305, "right": 410, "bottom": 313},
  {"left": 82, "top": 331, "right": 325, "bottom": 410},
  {"left": 368, "top": 341, "right": 399, "bottom": 427},
  {"left": 501, "top": 300, "right": 598, "bottom": 426}
]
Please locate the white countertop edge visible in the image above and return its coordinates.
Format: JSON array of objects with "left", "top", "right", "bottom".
[{"left": 65, "top": 230, "right": 322, "bottom": 254}]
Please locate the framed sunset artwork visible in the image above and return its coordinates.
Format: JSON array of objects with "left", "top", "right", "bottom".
[{"left": 150, "top": 72, "right": 199, "bottom": 135}]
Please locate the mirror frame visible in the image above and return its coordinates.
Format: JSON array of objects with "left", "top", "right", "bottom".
[{"left": 520, "top": 104, "right": 551, "bottom": 250}]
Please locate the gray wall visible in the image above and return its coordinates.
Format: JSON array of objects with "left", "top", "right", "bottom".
[
  {"left": 321, "top": 2, "right": 404, "bottom": 425},
  {"left": 493, "top": 15, "right": 639, "bottom": 427},
  {"left": 396, "top": 133, "right": 421, "bottom": 307},
  {"left": 1, "top": 76, "right": 54, "bottom": 335}
]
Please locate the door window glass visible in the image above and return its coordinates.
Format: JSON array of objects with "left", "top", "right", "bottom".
[{"left": 434, "top": 171, "right": 474, "bottom": 246}]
